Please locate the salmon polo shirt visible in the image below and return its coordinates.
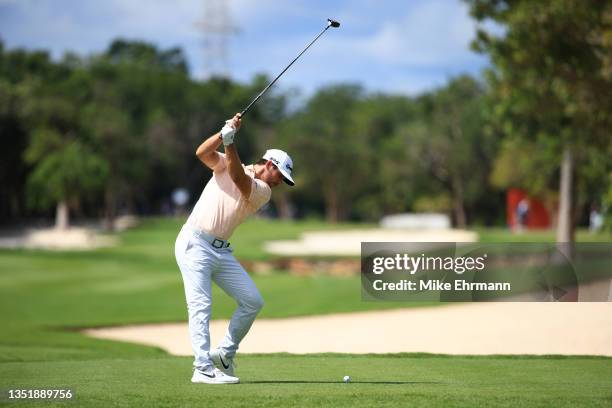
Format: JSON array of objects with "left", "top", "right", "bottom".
[{"left": 186, "top": 153, "right": 272, "bottom": 240}]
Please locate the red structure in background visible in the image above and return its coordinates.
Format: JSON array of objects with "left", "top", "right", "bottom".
[{"left": 507, "top": 188, "right": 551, "bottom": 229}]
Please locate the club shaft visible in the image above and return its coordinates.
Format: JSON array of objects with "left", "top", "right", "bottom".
[{"left": 240, "top": 24, "right": 331, "bottom": 117}]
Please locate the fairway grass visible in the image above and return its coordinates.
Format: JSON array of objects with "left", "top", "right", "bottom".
[
  {"left": 113, "top": 217, "right": 612, "bottom": 260},
  {"left": 474, "top": 227, "right": 612, "bottom": 243},
  {"left": 111, "top": 217, "right": 378, "bottom": 261},
  {"left": 0, "top": 217, "right": 415, "bottom": 364},
  {"left": 2, "top": 218, "right": 611, "bottom": 407},
  {"left": 2, "top": 354, "right": 611, "bottom": 407}
]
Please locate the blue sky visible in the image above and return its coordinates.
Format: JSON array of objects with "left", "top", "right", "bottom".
[{"left": 0, "top": 0, "right": 494, "bottom": 97}]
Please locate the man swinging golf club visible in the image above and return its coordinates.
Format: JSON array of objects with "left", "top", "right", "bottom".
[
  {"left": 175, "top": 113, "right": 294, "bottom": 384},
  {"left": 174, "top": 17, "right": 337, "bottom": 384}
]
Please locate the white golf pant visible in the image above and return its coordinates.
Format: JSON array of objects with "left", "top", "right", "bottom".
[{"left": 175, "top": 226, "right": 264, "bottom": 369}]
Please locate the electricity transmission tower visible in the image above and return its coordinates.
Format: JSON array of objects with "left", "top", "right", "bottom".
[{"left": 195, "top": 0, "right": 238, "bottom": 78}]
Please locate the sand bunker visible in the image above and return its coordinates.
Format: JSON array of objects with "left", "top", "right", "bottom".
[
  {"left": 264, "top": 229, "right": 478, "bottom": 256},
  {"left": 85, "top": 303, "right": 612, "bottom": 356},
  {"left": 0, "top": 216, "right": 139, "bottom": 250},
  {"left": 0, "top": 227, "right": 116, "bottom": 250}
]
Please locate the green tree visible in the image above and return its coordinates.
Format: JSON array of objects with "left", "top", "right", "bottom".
[
  {"left": 25, "top": 134, "right": 108, "bottom": 228},
  {"left": 466, "top": 0, "right": 612, "bottom": 246},
  {"left": 1, "top": 40, "right": 293, "bottom": 225},
  {"left": 0, "top": 77, "right": 28, "bottom": 222},
  {"left": 279, "top": 84, "right": 366, "bottom": 222},
  {"left": 423, "top": 76, "right": 496, "bottom": 227},
  {"left": 0, "top": 44, "right": 72, "bottom": 222},
  {"left": 347, "top": 94, "right": 423, "bottom": 221},
  {"left": 23, "top": 83, "right": 108, "bottom": 229},
  {"left": 107, "top": 39, "right": 188, "bottom": 74},
  {"left": 84, "top": 41, "right": 192, "bottom": 225}
]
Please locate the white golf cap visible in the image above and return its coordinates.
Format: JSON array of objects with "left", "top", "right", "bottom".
[{"left": 262, "top": 149, "right": 294, "bottom": 186}]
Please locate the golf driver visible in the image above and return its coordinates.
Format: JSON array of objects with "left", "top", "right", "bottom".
[{"left": 240, "top": 18, "right": 341, "bottom": 117}]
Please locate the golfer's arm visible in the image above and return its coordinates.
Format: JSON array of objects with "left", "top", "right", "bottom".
[
  {"left": 195, "top": 132, "right": 223, "bottom": 170},
  {"left": 224, "top": 144, "right": 252, "bottom": 198}
]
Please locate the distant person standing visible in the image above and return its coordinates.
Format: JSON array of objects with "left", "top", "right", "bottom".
[
  {"left": 174, "top": 113, "right": 294, "bottom": 384},
  {"left": 515, "top": 198, "right": 529, "bottom": 232},
  {"left": 171, "top": 188, "right": 190, "bottom": 215},
  {"left": 589, "top": 203, "right": 603, "bottom": 233}
]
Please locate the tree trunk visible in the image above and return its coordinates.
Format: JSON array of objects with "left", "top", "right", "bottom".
[
  {"left": 55, "top": 200, "right": 69, "bottom": 230},
  {"left": 554, "top": 145, "right": 577, "bottom": 301},
  {"left": 556, "top": 146, "right": 575, "bottom": 245},
  {"left": 274, "top": 193, "right": 292, "bottom": 220},
  {"left": 451, "top": 176, "right": 467, "bottom": 228},
  {"left": 103, "top": 189, "right": 116, "bottom": 231},
  {"left": 324, "top": 183, "right": 339, "bottom": 223}
]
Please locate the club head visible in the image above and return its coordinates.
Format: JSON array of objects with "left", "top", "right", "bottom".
[{"left": 327, "top": 19, "right": 340, "bottom": 28}]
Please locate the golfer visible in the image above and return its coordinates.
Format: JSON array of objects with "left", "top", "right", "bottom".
[{"left": 175, "top": 113, "right": 294, "bottom": 384}]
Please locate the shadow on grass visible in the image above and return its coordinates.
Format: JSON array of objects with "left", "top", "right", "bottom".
[{"left": 243, "top": 380, "right": 443, "bottom": 385}]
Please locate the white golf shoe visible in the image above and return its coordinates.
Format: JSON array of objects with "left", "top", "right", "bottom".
[
  {"left": 191, "top": 367, "right": 239, "bottom": 384},
  {"left": 209, "top": 349, "right": 235, "bottom": 376}
]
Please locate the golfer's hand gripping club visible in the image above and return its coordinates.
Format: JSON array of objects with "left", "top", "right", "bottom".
[
  {"left": 220, "top": 113, "right": 242, "bottom": 146},
  {"left": 240, "top": 18, "right": 340, "bottom": 117}
]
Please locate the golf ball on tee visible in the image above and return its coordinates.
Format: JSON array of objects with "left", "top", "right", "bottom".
[{"left": 343, "top": 375, "right": 350, "bottom": 383}]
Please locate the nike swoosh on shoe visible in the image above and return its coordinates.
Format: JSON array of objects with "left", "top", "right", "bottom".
[
  {"left": 197, "top": 370, "right": 215, "bottom": 378},
  {"left": 219, "top": 355, "right": 230, "bottom": 370}
]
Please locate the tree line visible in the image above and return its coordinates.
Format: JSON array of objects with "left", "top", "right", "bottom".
[
  {"left": 0, "top": 40, "right": 501, "bottom": 228},
  {"left": 1, "top": 0, "right": 610, "bottom": 242}
]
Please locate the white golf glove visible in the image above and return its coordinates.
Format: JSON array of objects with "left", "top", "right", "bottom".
[{"left": 220, "top": 120, "right": 237, "bottom": 146}]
